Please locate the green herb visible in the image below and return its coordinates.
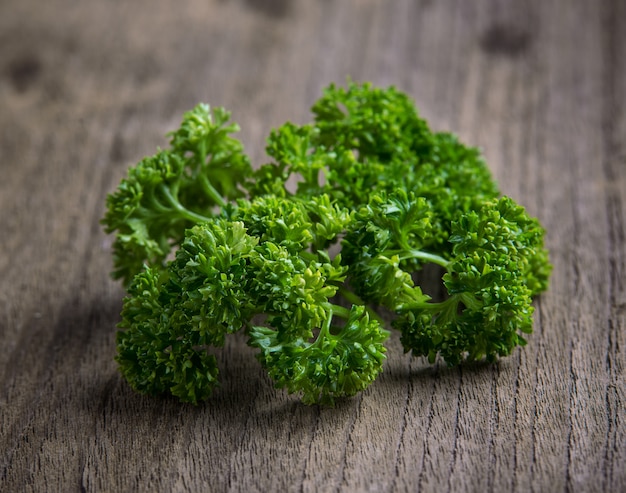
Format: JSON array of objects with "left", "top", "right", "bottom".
[{"left": 103, "top": 82, "right": 551, "bottom": 406}]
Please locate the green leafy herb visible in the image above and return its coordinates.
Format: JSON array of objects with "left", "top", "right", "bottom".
[{"left": 103, "top": 81, "right": 551, "bottom": 406}]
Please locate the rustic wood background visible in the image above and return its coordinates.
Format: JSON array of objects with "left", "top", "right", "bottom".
[{"left": 1, "top": 0, "right": 624, "bottom": 491}]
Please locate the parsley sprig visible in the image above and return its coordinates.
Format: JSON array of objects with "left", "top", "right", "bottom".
[{"left": 103, "top": 82, "right": 551, "bottom": 405}]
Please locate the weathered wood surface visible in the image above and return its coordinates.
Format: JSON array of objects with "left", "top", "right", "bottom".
[{"left": 1, "top": 0, "right": 624, "bottom": 491}]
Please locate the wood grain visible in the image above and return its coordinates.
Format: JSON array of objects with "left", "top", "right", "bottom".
[{"left": 1, "top": 0, "right": 624, "bottom": 491}]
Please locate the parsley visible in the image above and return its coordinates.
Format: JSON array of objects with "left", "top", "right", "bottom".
[{"left": 102, "top": 82, "right": 551, "bottom": 405}]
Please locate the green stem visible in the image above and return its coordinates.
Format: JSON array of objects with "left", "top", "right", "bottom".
[
  {"left": 310, "top": 306, "right": 334, "bottom": 350},
  {"left": 326, "top": 303, "right": 352, "bottom": 320},
  {"left": 337, "top": 285, "right": 364, "bottom": 307},
  {"left": 199, "top": 174, "right": 227, "bottom": 208},
  {"left": 159, "top": 184, "right": 213, "bottom": 224},
  {"left": 146, "top": 194, "right": 170, "bottom": 214},
  {"left": 400, "top": 249, "right": 451, "bottom": 269},
  {"left": 336, "top": 286, "right": 385, "bottom": 325},
  {"left": 399, "top": 293, "right": 457, "bottom": 314},
  {"left": 458, "top": 292, "right": 483, "bottom": 311}
]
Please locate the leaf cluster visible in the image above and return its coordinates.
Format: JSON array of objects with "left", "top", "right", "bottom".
[{"left": 103, "top": 82, "right": 551, "bottom": 406}]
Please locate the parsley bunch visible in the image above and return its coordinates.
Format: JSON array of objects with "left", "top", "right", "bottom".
[{"left": 102, "top": 82, "right": 551, "bottom": 406}]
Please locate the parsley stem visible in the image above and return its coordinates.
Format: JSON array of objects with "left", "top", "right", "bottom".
[
  {"left": 159, "top": 184, "right": 213, "bottom": 224},
  {"left": 309, "top": 307, "right": 334, "bottom": 350},
  {"left": 399, "top": 296, "right": 452, "bottom": 315},
  {"left": 336, "top": 286, "right": 385, "bottom": 325},
  {"left": 327, "top": 303, "right": 352, "bottom": 320},
  {"left": 401, "top": 249, "right": 450, "bottom": 269},
  {"left": 199, "top": 174, "right": 227, "bottom": 208},
  {"left": 337, "top": 285, "right": 364, "bottom": 307}
]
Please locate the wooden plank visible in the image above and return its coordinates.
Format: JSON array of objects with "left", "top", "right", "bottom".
[
  {"left": 602, "top": 1, "right": 626, "bottom": 491},
  {"left": 0, "top": 0, "right": 624, "bottom": 491}
]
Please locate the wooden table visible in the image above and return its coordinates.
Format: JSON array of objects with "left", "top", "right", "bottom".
[{"left": 1, "top": 1, "right": 624, "bottom": 491}]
